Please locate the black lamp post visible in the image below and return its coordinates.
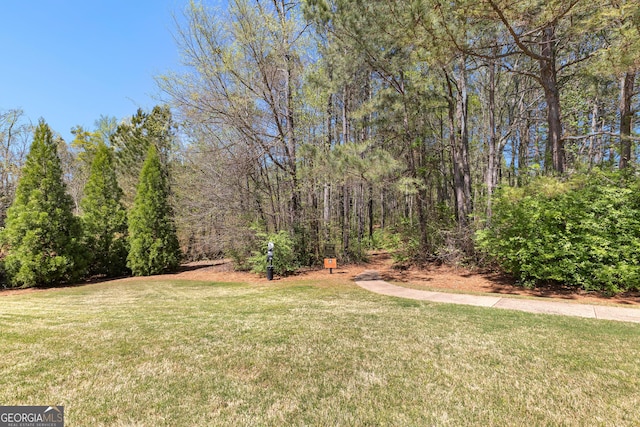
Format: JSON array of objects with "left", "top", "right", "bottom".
[{"left": 266, "top": 241, "right": 274, "bottom": 280}]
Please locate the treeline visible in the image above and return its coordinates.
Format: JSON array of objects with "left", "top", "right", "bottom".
[
  {"left": 159, "top": 1, "right": 639, "bottom": 286},
  {"left": 1, "top": 0, "right": 638, "bottom": 291}
]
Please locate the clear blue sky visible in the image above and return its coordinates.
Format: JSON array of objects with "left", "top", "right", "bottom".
[{"left": 0, "top": 0, "right": 190, "bottom": 143}]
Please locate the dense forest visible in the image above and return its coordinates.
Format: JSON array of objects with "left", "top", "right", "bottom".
[{"left": 1, "top": 0, "right": 639, "bottom": 292}]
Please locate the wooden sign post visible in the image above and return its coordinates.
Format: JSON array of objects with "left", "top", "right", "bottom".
[
  {"left": 324, "top": 257, "right": 337, "bottom": 274},
  {"left": 323, "top": 243, "right": 337, "bottom": 274}
]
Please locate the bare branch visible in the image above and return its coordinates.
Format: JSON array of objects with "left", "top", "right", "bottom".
[
  {"left": 486, "top": 0, "right": 549, "bottom": 62},
  {"left": 564, "top": 131, "right": 640, "bottom": 141}
]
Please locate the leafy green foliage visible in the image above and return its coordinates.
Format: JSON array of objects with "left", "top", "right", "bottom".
[
  {"left": 248, "top": 230, "right": 298, "bottom": 276},
  {"left": 1, "top": 120, "right": 85, "bottom": 287},
  {"left": 367, "top": 228, "right": 402, "bottom": 253},
  {"left": 127, "top": 145, "right": 181, "bottom": 276},
  {"left": 80, "top": 142, "right": 129, "bottom": 277},
  {"left": 477, "top": 171, "right": 640, "bottom": 293}
]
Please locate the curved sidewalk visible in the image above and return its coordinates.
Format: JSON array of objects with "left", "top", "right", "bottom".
[{"left": 354, "top": 271, "right": 640, "bottom": 324}]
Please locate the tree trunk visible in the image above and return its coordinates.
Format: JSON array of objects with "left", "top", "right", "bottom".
[
  {"left": 540, "top": 25, "right": 565, "bottom": 174},
  {"left": 619, "top": 71, "right": 635, "bottom": 169},
  {"left": 380, "top": 188, "right": 386, "bottom": 230},
  {"left": 342, "top": 85, "right": 349, "bottom": 145},
  {"left": 438, "top": 115, "right": 449, "bottom": 206},
  {"left": 486, "top": 57, "right": 498, "bottom": 220},
  {"left": 458, "top": 63, "right": 473, "bottom": 219},
  {"left": 588, "top": 100, "right": 599, "bottom": 169},
  {"left": 368, "top": 184, "right": 374, "bottom": 240},
  {"left": 324, "top": 90, "right": 333, "bottom": 242},
  {"left": 448, "top": 96, "right": 466, "bottom": 226},
  {"left": 310, "top": 185, "right": 319, "bottom": 260},
  {"left": 446, "top": 66, "right": 472, "bottom": 228},
  {"left": 323, "top": 183, "right": 330, "bottom": 242},
  {"left": 285, "top": 51, "right": 299, "bottom": 231},
  {"left": 342, "top": 184, "right": 350, "bottom": 258},
  {"left": 400, "top": 76, "right": 428, "bottom": 251},
  {"left": 518, "top": 92, "right": 529, "bottom": 185},
  {"left": 357, "top": 183, "right": 364, "bottom": 248}
]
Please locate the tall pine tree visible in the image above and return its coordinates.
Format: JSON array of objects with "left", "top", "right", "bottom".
[
  {"left": 111, "top": 106, "right": 175, "bottom": 206},
  {"left": 127, "top": 144, "right": 181, "bottom": 275},
  {"left": 80, "top": 142, "right": 129, "bottom": 277},
  {"left": 1, "top": 120, "right": 85, "bottom": 287}
]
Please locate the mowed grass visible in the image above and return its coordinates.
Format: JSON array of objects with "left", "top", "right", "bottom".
[{"left": 1, "top": 278, "right": 639, "bottom": 426}]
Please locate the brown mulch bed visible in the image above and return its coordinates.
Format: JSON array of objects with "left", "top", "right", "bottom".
[{"left": 3, "top": 253, "right": 640, "bottom": 306}]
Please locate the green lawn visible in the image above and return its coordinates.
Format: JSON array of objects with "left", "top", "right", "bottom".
[{"left": 1, "top": 278, "right": 639, "bottom": 426}]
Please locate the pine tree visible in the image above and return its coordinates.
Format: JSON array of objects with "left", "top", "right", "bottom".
[
  {"left": 80, "top": 142, "right": 129, "bottom": 277},
  {"left": 111, "top": 106, "right": 175, "bottom": 206},
  {"left": 127, "top": 144, "right": 181, "bottom": 276},
  {"left": 1, "top": 120, "right": 85, "bottom": 287}
]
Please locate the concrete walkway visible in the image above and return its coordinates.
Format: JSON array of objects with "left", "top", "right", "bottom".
[{"left": 354, "top": 271, "right": 640, "bottom": 324}]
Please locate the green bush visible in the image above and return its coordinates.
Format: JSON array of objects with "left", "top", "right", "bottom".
[
  {"left": 369, "top": 228, "right": 402, "bottom": 252},
  {"left": 248, "top": 230, "right": 298, "bottom": 276},
  {"left": 476, "top": 171, "right": 640, "bottom": 293}
]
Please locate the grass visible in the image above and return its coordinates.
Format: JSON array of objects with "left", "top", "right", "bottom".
[{"left": 1, "top": 277, "right": 639, "bottom": 426}]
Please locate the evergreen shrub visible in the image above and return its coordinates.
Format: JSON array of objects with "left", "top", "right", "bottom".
[
  {"left": 476, "top": 171, "right": 640, "bottom": 293},
  {"left": 248, "top": 230, "right": 298, "bottom": 276},
  {"left": 127, "top": 145, "right": 181, "bottom": 276},
  {"left": 80, "top": 142, "right": 129, "bottom": 277},
  {"left": 1, "top": 121, "right": 86, "bottom": 287}
]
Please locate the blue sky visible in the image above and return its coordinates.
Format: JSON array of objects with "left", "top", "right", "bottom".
[{"left": 0, "top": 1, "right": 190, "bottom": 142}]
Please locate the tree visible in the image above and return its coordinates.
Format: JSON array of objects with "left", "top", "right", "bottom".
[
  {"left": 1, "top": 120, "right": 85, "bottom": 287},
  {"left": 63, "top": 117, "right": 119, "bottom": 212},
  {"left": 159, "top": 0, "right": 308, "bottom": 253},
  {"left": 476, "top": 0, "right": 607, "bottom": 174},
  {"left": 305, "top": 0, "right": 475, "bottom": 251},
  {"left": 159, "top": 0, "right": 637, "bottom": 268},
  {"left": 111, "top": 106, "right": 176, "bottom": 206},
  {"left": 127, "top": 144, "right": 181, "bottom": 276},
  {"left": 601, "top": 0, "right": 640, "bottom": 169},
  {"left": 0, "top": 109, "right": 30, "bottom": 226},
  {"left": 80, "top": 142, "right": 129, "bottom": 277}
]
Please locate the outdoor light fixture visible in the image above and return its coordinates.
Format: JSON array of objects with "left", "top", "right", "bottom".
[{"left": 266, "top": 241, "right": 274, "bottom": 280}]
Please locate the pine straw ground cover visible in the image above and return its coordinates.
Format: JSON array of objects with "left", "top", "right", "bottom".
[{"left": 1, "top": 278, "right": 639, "bottom": 426}]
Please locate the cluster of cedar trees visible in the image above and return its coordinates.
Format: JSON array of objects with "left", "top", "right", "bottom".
[
  {"left": 2, "top": 0, "right": 639, "bottom": 289},
  {"left": 0, "top": 119, "right": 181, "bottom": 288}
]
